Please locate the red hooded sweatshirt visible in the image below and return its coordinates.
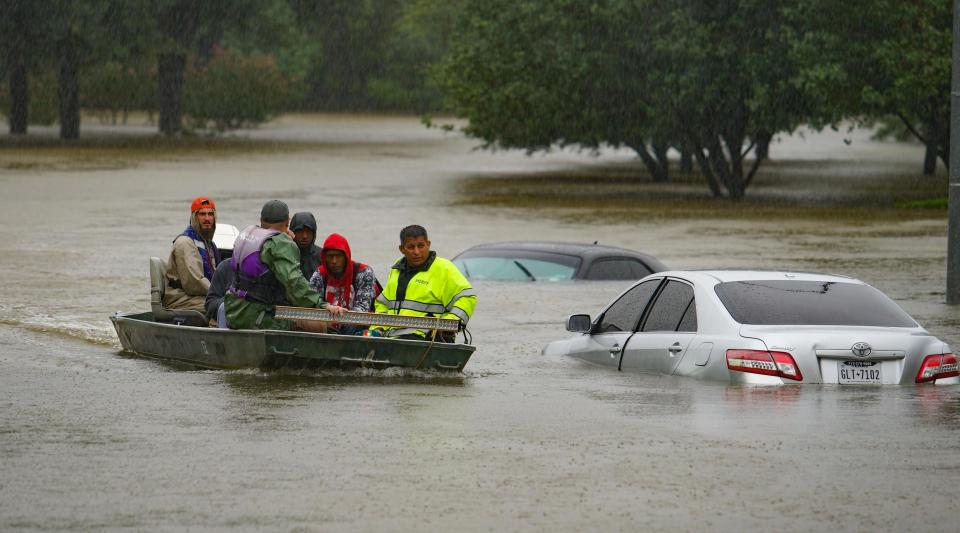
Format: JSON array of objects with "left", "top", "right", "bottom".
[{"left": 317, "top": 233, "right": 367, "bottom": 308}]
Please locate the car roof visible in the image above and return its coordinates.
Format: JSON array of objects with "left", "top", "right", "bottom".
[{"left": 652, "top": 269, "right": 861, "bottom": 285}]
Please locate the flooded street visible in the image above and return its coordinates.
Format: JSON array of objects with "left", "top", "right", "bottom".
[{"left": 1, "top": 116, "right": 958, "bottom": 531}]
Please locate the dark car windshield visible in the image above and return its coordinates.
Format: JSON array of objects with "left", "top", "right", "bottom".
[
  {"left": 714, "top": 280, "right": 918, "bottom": 327},
  {"left": 453, "top": 250, "right": 581, "bottom": 281}
]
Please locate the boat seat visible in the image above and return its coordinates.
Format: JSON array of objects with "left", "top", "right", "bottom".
[{"left": 149, "top": 257, "right": 209, "bottom": 327}]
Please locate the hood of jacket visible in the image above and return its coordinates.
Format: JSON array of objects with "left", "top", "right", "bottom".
[
  {"left": 322, "top": 232, "right": 352, "bottom": 266},
  {"left": 290, "top": 212, "right": 318, "bottom": 247}
]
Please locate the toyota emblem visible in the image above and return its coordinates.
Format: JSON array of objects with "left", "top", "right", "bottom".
[{"left": 851, "top": 342, "right": 872, "bottom": 358}]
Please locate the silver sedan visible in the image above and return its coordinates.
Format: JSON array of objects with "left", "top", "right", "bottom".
[{"left": 543, "top": 270, "right": 959, "bottom": 385}]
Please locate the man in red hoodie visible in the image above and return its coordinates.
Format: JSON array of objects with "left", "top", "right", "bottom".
[{"left": 309, "top": 233, "right": 380, "bottom": 334}]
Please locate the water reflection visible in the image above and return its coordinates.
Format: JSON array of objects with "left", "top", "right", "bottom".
[
  {"left": 219, "top": 368, "right": 468, "bottom": 395},
  {"left": 723, "top": 384, "right": 804, "bottom": 408},
  {"left": 913, "top": 385, "right": 960, "bottom": 427}
]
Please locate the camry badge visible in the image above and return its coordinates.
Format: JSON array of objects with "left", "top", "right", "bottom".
[{"left": 851, "top": 342, "right": 872, "bottom": 358}]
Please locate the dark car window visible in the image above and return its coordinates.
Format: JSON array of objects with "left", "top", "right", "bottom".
[
  {"left": 585, "top": 258, "right": 653, "bottom": 280},
  {"left": 642, "top": 280, "right": 695, "bottom": 332},
  {"left": 453, "top": 251, "right": 581, "bottom": 281},
  {"left": 677, "top": 299, "right": 697, "bottom": 332},
  {"left": 714, "top": 281, "right": 918, "bottom": 327},
  {"left": 597, "top": 279, "right": 661, "bottom": 333}
]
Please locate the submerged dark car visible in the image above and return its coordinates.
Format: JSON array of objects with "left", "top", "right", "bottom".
[{"left": 451, "top": 241, "right": 667, "bottom": 281}]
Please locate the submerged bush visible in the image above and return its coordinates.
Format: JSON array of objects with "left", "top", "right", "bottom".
[
  {"left": 183, "top": 47, "right": 301, "bottom": 133},
  {"left": 82, "top": 61, "right": 156, "bottom": 124}
]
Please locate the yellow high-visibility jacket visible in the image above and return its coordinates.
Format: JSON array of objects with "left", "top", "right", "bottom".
[{"left": 373, "top": 253, "right": 476, "bottom": 338}]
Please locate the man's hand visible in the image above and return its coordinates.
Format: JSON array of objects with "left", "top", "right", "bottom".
[{"left": 325, "top": 304, "right": 346, "bottom": 316}]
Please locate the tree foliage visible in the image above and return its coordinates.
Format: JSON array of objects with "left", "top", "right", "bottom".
[
  {"left": 788, "top": 0, "right": 952, "bottom": 175},
  {"left": 437, "top": 0, "right": 951, "bottom": 197},
  {"left": 183, "top": 47, "right": 297, "bottom": 132},
  {"left": 0, "top": 0, "right": 953, "bottom": 177},
  {"left": 440, "top": 1, "right": 796, "bottom": 197}
]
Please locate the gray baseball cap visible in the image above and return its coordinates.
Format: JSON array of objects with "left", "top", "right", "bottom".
[{"left": 260, "top": 200, "right": 289, "bottom": 223}]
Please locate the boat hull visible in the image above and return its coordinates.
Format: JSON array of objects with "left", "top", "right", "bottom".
[{"left": 110, "top": 311, "right": 475, "bottom": 371}]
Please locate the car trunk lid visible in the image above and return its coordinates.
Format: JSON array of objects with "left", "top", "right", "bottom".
[{"left": 738, "top": 325, "right": 943, "bottom": 384}]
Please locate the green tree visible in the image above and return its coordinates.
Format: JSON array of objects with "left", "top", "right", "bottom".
[
  {"left": 656, "top": 0, "right": 812, "bottom": 197},
  {"left": 151, "top": 0, "right": 258, "bottom": 135},
  {"left": 82, "top": 60, "right": 156, "bottom": 124},
  {"left": 183, "top": 47, "right": 297, "bottom": 132},
  {"left": 437, "top": 0, "right": 812, "bottom": 198},
  {"left": 47, "top": 0, "right": 139, "bottom": 139},
  {"left": 788, "top": 0, "right": 952, "bottom": 175},
  {"left": 0, "top": 1, "right": 50, "bottom": 134},
  {"left": 369, "top": 0, "right": 464, "bottom": 112},
  {"left": 292, "top": 0, "right": 406, "bottom": 110},
  {"left": 220, "top": 0, "right": 317, "bottom": 91}
]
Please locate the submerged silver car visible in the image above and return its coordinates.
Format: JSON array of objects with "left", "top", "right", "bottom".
[{"left": 543, "top": 270, "right": 959, "bottom": 385}]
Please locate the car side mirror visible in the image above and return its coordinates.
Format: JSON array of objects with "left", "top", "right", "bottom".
[{"left": 566, "top": 314, "right": 592, "bottom": 333}]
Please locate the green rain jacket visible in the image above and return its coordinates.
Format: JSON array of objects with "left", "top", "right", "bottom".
[{"left": 225, "top": 232, "right": 326, "bottom": 330}]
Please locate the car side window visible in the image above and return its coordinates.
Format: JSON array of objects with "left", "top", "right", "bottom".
[
  {"left": 597, "top": 279, "right": 661, "bottom": 333},
  {"left": 585, "top": 258, "right": 653, "bottom": 280},
  {"left": 677, "top": 299, "right": 697, "bottom": 332},
  {"left": 642, "top": 280, "right": 695, "bottom": 332}
]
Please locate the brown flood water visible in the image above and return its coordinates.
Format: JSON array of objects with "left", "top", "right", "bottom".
[{"left": 1, "top": 115, "right": 958, "bottom": 531}]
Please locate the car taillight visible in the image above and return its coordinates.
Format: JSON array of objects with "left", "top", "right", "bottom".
[
  {"left": 726, "top": 349, "right": 803, "bottom": 381},
  {"left": 915, "top": 353, "right": 959, "bottom": 383}
]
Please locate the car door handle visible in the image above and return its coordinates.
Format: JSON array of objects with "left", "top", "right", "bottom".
[
  {"left": 667, "top": 343, "right": 683, "bottom": 354},
  {"left": 609, "top": 345, "right": 622, "bottom": 355}
]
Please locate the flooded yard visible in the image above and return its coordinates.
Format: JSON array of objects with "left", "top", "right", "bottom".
[{"left": 0, "top": 115, "right": 957, "bottom": 531}]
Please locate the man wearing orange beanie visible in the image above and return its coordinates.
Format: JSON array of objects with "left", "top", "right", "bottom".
[{"left": 163, "top": 196, "right": 220, "bottom": 313}]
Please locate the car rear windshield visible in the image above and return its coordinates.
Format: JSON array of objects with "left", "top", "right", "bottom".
[{"left": 714, "top": 280, "right": 918, "bottom": 327}]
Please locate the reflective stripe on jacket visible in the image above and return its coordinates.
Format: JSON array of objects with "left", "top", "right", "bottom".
[{"left": 373, "top": 256, "right": 476, "bottom": 338}]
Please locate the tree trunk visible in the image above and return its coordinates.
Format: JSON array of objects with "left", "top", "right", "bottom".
[
  {"left": 8, "top": 60, "right": 28, "bottom": 135},
  {"left": 652, "top": 142, "right": 670, "bottom": 182},
  {"left": 754, "top": 131, "right": 772, "bottom": 161},
  {"left": 693, "top": 145, "right": 722, "bottom": 197},
  {"left": 923, "top": 142, "right": 938, "bottom": 175},
  {"left": 158, "top": 53, "right": 186, "bottom": 136},
  {"left": 631, "top": 143, "right": 669, "bottom": 182},
  {"left": 705, "top": 136, "right": 748, "bottom": 200},
  {"left": 679, "top": 146, "right": 693, "bottom": 173},
  {"left": 939, "top": 134, "right": 950, "bottom": 170},
  {"left": 58, "top": 37, "right": 81, "bottom": 140}
]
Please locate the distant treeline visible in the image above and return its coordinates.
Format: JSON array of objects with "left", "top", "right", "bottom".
[
  {"left": 0, "top": 1, "right": 950, "bottom": 198},
  {"left": 0, "top": 0, "right": 458, "bottom": 137}
]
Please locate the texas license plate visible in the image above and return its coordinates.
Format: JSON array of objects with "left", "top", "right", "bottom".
[{"left": 838, "top": 361, "right": 881, "bottom": 384}]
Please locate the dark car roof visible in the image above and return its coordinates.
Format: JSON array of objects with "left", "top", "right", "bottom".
[{"left": 453, "top": 241, "right": 668, "bottom": 273}]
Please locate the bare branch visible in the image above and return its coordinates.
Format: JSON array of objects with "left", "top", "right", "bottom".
[{"left": 896, "top": 112, "right": 927, "bottom": 145}]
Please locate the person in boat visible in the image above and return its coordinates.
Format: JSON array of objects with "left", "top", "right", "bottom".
[
  {"left": 308, "top": 232, "right": 380, "bottom": 335},
  {"left": 163, "top": 196, "right": 220, "bottom": 313},
  {"left": 290, "top": 211, "right": 322, "bottom": 280},
  {"left": 225, "top": 200, "right": 345, "bottom": 330},
  {"left": 204, "top": 258, "right": 235, "bottom": 328},
  {"left": 368, "top": 225, "right": 476, "bottom": 341}
]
